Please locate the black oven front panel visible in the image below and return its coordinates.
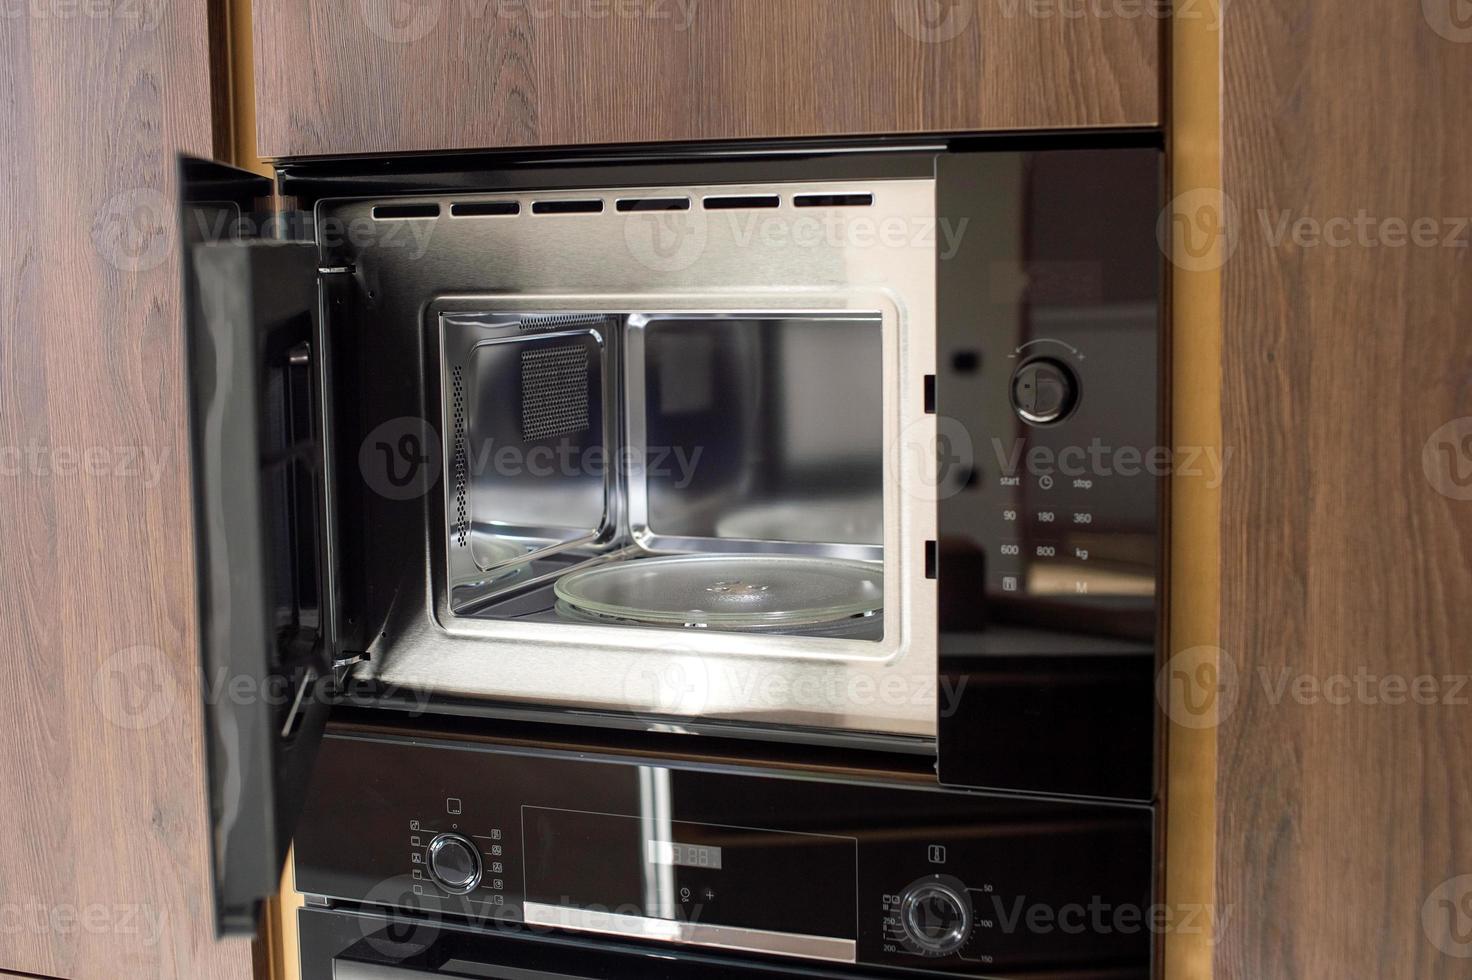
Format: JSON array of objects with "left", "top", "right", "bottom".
[{"left": 294, "top": 729, "right": 1153, "bottom": 978}]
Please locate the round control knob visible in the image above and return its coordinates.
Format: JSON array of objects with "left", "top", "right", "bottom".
[
  {"left": 900, "top": 880, "right": 971, "bottom": 956},
  {"left": 1010, "top": 358, "right": 1078, "bottom": 425},
  {"left": 426, "top": 833, "right": 482, "bottom": 894}
]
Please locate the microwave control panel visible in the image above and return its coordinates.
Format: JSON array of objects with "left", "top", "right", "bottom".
[
  {"left": 295, "top": 730, "right": 1153, "bottom": 978},
  {"left": 934, "top": 147, "right": 1163, "bottom": 802}
]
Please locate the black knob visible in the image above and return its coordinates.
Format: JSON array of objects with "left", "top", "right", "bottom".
[
  {"left": 427, "top": 833, "right": 482, "bottom": 894},
  {"left": 901, "top": 880, "right": 971, "bottom": 956},
  {"left": 1010, "top": 358, "right": 1078, "bottom": 425}
]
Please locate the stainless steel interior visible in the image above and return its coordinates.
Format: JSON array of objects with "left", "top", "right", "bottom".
[
  {"left": 442, "top": 309, "right": 886, "bottom": 634},
  {"left": 320, "top": 176, "right": 939, "bottom": 740},
  {"left": 627, "top": 314, "right": 883, "bottom": 559},
  {"left": 442, "top": 313, "right": 617, "bottom": 604}
]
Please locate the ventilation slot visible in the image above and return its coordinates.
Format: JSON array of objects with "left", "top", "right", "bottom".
[
  {"left": 373, "top": 202, "right": 441, "bottom": 220},
  {"left": 532, "top": 199, "right": 604, "bottom": 215},
  {"left": 794, "top": 193, "right": 874, "bottom": 208},
  {"left": 452, "top": 366, "right": 469, "bottom": 548},
  {"left": 617, "top": 197, "right": 691, "bottom": 212},
  {"left": 450, "top": 201, "right": 520, "bottom": 217},
  {"left": 521, "top": 345, "right": 590, "bottom": 441},
  {"left": 518, "top": 313, "right": 609, "bottom": 332},
  {"left": 703, "top": 195, "right": 780, "bottom": 210}
]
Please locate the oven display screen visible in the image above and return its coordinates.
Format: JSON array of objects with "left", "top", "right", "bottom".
[
  {"left": 523, "top": 804, "right": 856, "bottom": 938},
  {"left": 647, "top": 840, "right": 723, "bottom": 870}
]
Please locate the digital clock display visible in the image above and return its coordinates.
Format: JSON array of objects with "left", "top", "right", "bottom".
[{"left": 647, "top": 839, "right": 723, "bottom": 870}]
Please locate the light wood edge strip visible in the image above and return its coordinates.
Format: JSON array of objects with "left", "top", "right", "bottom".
[
  {"left": 228, "top": 0, "right": 270, "bottom": 175},
  {"left": 261, "top": 849, "right": 305, "bottom": 980},
  {"left": 1164, "top": 1, "right": 1223, "bottom": 978}
]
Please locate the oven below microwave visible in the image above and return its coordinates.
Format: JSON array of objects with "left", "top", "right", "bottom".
[{"left": 292, "top": 721, "right": 1155, "bottom": 980}]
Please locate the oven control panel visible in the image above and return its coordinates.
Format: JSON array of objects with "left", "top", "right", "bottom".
[{"left": 294, "top": 730, "right": 1153, "bottom": 977}]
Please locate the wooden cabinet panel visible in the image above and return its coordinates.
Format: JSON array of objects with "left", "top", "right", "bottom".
[
  {"left": 0, "top": 4, "right": 253, "bottom": 980},
  {"left": 1217, "top": 0, "right": 1472, "bottom": 977},
  {"left": 251, "top": 0, "right": 1160, "bottom": 159}
]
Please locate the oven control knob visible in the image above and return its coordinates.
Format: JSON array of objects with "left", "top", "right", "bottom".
[
  {"left": 1010, "top": 358, "right": 1078, "bottom": 425},
  {"left": 900, "top": 879, "right": 971, "bottom": 956},
  {"left": 427, "top": 833, "right": 482, "bottom": 894}
]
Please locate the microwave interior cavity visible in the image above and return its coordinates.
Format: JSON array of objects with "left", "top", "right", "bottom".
[{"left": 440, "top": 309, "right": 886, "bottom": 639}]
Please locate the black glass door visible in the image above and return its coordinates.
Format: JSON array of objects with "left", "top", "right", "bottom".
[{"left": 179, "top": 155, "right": 334, "bottom": 935}]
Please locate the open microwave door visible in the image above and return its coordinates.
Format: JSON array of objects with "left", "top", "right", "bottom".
[{"left": 179, "top": 156, "right": 334, "bottom": 937}]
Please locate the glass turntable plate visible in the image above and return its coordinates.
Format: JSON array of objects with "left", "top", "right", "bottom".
[{"left": 553, "top": 554, "right": 883, "bottom": 629}]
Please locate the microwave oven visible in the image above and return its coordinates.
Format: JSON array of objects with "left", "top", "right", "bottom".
[{"left": 178, "top": 138, "right": 1165, "bottom": 956}]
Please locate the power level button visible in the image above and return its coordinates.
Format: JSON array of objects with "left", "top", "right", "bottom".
[{"left": 1010, "top": 358, "right": 1078, "bottom": 425}]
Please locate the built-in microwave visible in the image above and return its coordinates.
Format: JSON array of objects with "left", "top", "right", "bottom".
[{"left": 178, "top": 139, "right": 1165, "bottom": 950}]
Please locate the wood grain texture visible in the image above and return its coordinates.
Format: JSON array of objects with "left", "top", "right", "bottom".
[
  {"left": 250, "top": 0, "right": 1160, "bottom": 159},
  {"left": 1217, "top": 0, "right": 1472, "bottom": 977},
  {"left": 0, "top": 3, "right": 253, "bottom": 979}
]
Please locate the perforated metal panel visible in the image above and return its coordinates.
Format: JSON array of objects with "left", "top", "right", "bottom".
[
  {"left": 518, "top": 313, "right": 610, "bottom": 332},
  {"left": 520, "top": 345, "right": 590, "bottom": 442},
  {"left": 451, "top": 365, "right": 469, "bottom": 548}
]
